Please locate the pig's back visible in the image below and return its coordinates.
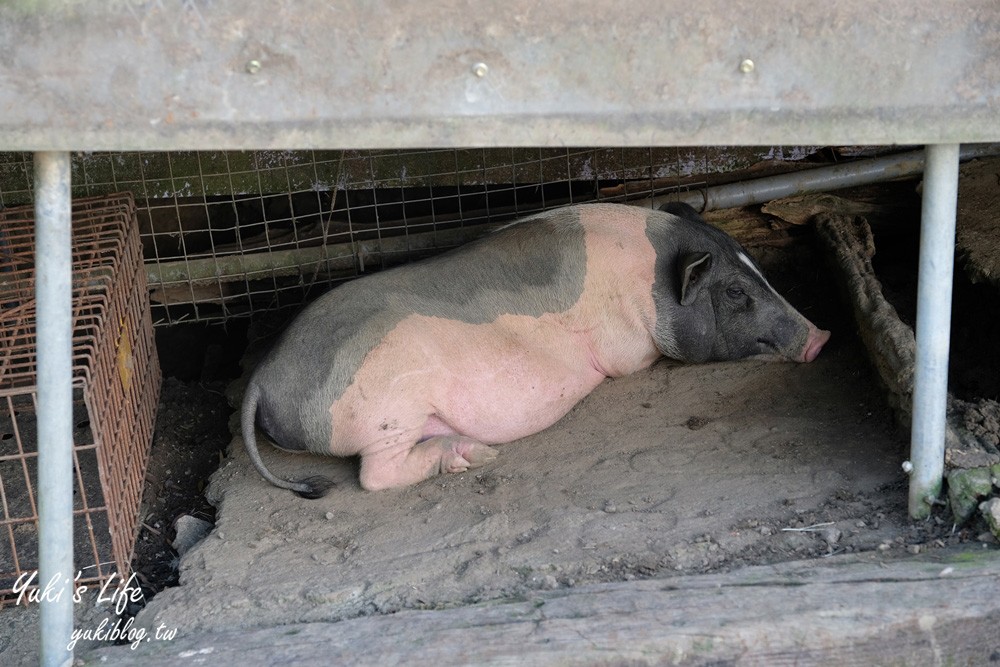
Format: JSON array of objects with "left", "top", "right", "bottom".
[{"left": 253, "top": 207, "right": 591, "bottom": 452}]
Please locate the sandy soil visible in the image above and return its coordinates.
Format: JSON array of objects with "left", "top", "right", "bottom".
[{"left": 123, "top": 260, "right": 970, "bottom": 640}]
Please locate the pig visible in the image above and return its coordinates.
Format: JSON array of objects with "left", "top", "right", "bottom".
[{"left": 241, "top": 202, "right": 830, "bottom": 498}]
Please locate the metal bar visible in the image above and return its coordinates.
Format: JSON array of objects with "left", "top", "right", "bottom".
[
  {"left": 908, "top": 144, "right": 960, "bottom": 520},
  {"left": 34, "top": 151, "right": 74, "bottom": 667},
  {"left": 2, "top": 1, "right": 1000, "bottom": 150},
  {"left": 640, "top": 144, "right": 999, "bottom": 212}
]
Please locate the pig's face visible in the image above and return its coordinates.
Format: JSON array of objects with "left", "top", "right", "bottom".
[
  {"left": 651, "top": 204, "right": 830, "bottom": 365},
  {"left": 673, "top": 249, "right": 828, "bottom": 363}
]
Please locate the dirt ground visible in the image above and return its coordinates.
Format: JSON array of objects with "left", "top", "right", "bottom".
[
  {"left": 94, "top": 235, "right": 995, "bottom": 652},
  {"left": 156, "top": 341, "right": 919, "bottom": 629},
  {"left": 2, "top": 196, "right": 997, "bottom": 664}
]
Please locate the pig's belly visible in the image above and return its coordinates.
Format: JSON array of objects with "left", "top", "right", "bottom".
[
  {"left": 431, "top": 351, "right": 605, "bottom": 444},
  {"left": 329, "top": 313, "right": 609, "bottom": 453}
]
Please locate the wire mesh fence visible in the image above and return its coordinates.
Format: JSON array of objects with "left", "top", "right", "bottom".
[{"left": 0, "top": 147, "right": 821, "bottom": 326}]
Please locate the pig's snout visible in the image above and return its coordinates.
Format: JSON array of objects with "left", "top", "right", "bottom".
[{"left": 800, "top": 325, "right": 830, "bottom": 363}]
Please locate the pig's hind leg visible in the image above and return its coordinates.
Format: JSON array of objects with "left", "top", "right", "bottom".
[{"left": 359, "top": 435, "right": 498, "bottom": 491}]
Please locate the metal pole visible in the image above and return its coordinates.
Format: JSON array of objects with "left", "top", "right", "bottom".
[
  {"left": 640, "top": 143, "right": 998, "bottom": 213},
  {"left": 908, "top": 144, "right": 960, "bottom": 520},
  {"left": 35, "top": 151, "right": 74, "bottom": 667}
]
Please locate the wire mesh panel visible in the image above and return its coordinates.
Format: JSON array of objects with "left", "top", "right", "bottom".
[
  {"left": 0, "top": 147, "right": 824, "bottom": 326},
  {"left": 0, "top": 193, "right": 161, "bottom": 601}
]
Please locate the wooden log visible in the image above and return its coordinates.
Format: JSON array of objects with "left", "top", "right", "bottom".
[
  {"left": 80, "top": 549, "right": 1000, "bottom": 666},
  {"left": 762, "top": 192, "right": 893, "bottom": 226},
  {"left": 814, "top": 213, "right": 916, "bottom": 416},
  {"left": 814, "top": 213, "right": 999, "bottom": 526},
  {"left": 145, "top": 223, "right": 504, "bottom": 287}
]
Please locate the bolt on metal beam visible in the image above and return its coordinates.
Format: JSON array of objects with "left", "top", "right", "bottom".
[
  {"left": 35, "top": 151, "right": 75, "bottom": 667},
  {"left": 908, "top": 144, "right": 960, "bottom": 520}
]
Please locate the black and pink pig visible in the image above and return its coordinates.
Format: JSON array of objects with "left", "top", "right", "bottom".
[{"left": 241, "top": 202, "right": 829, "bottom": 497}]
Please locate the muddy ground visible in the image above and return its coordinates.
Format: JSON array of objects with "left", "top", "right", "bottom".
[{"left": 2, "top": 190, "right": 998, "bottom": 664}]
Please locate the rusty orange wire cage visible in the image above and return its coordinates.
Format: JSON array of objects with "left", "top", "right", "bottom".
[{"left": 0, "top": 193, "right": 160, "bottom": 601}]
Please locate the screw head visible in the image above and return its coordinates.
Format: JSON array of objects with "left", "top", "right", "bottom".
[
  {"left": 246, "top": 60, "right": 262, "bottom": 75},
  {"left": 739, "top": 58, "right": 755, "bottom": 74},
  {"left": 901, "top": 460, "right": 914, "bottom": 474},
  {"left": 472, "top": 62, "right": 489, "bottom": 78}
]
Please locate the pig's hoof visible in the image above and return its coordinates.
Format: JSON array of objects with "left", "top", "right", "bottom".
[
  {"left": 441, "top": 442, "right": 498, "bottom": 474},
  {"left": 462, "top": 443, "right": 499, "bottom": 467},
  {"left": 442, "top": 456, "right": 471, "bottom": 474}
]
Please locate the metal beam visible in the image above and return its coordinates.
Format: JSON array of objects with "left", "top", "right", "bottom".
[
  {"left": 35, "top": 151, "right": 75, "bottom": 667},
  {"left": 1, "top": 1, "right": 999, "bottom": 150},
  {"left": 908, "top": 144, "right": 960, "bottom": 519}
]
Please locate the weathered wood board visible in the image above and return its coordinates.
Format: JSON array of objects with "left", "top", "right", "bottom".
[{"left": 81, "top": 548, "right": 1000, "bottom": 666}]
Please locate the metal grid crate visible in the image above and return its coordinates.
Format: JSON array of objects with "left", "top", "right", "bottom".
[{"left": 0, "top": 193, "right": 161, "bottom": 600}]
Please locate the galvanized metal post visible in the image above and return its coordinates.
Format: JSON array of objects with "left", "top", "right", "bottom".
[
  {"left": 35, "top": 151, "right": 75, "bottom": 667},
  {"left": 908, "top": 144, "right": 960, "bottom": 520},
  {"left": 644, "top": 144, "right": 998, "bottom": 213}
]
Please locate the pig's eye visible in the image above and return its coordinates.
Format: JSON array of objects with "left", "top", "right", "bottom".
[{"left": 726, "top": 287, "right": 745, "bottom": 299}]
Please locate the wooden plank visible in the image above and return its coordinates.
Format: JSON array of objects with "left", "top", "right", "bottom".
[{"left": 81, "top": 549, "right": 1000, "bottom": 666}]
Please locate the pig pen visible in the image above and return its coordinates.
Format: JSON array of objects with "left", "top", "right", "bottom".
[
  {"left": 53, "top": 176, "right": 999, "bottom": 665},
  {"left": 6, "top": 3, "right": 1000, "bottom": 664}
]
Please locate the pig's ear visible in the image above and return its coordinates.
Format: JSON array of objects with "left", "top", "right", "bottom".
[
  {"left": 660, "top": 202, "right": 706, "bottom": 225},
  {"left": 679, "top": 252, "right": 712, "bottom": 306}
]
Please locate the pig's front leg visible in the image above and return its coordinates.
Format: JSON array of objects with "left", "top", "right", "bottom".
[{"left": 359, "top": 435, "right": 498, "bottom": 491}]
